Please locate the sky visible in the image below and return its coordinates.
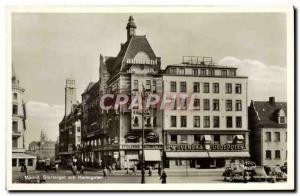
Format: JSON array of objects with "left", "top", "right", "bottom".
[{"left": 11, "top": 13, "right": 287, "bottom": 147}]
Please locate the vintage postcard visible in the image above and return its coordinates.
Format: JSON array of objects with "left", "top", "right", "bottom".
[{"left": 6, "top": 6, "right": 294, "bottom": 191}]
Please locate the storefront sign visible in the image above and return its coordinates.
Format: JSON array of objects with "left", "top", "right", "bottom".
[
  {"left": 120, "top": 144, "right": 162, "bottom": 150},
  {"left": 211, "top": 144, "right": 244, "bottom": 151},
  {"left": 243, "top": 161, "right": 256, "bottom": 170},
  {"left": 167, "top": 144, "right": 204, "bottom": 151}
]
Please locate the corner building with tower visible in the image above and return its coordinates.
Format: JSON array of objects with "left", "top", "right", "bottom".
[{"left": 79, "top": 16, "right": 250, "bottom": 169}]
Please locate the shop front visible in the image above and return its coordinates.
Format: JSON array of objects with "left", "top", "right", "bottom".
[{"left": 165, "top": 143, "right": 250, "bottom": 169}]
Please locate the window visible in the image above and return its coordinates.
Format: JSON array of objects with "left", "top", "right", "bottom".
[
  {"left": 12, "top": 139, "right": 18, "bottom": 148},
  {"left": 181, "top": 116, "right": 187, "bottom": 127},
  {"left": 208, "top": 69, "right": 215, "bottom": 76},
  {"left": 214, "top": 135, "right": 220, "bottom": 144},
  {"left": 193, "top": 99, "right": 200, "bottom": 110},
  {"left": 179, "top": 98, "right": 187, "bottom": 110},
  {"left": 193, "top": 82, "right": 200, "bottom": 92},
  {"left": 12, "top": 159, "right": 17, "bottom": 167},
  {"left": 180, "top": 135, "right": 187, "bottom": 143},
  {"left": 170, "top": 81, "right": 177, "bottom": 92},
  {"left": 204, "top": 99, "right": 210, "bottom": 110},
  {"left": 170, "top": 116, "right": 177, "bottom": 127},
  {"left": 203, "top": 83, "right": 210, "bottom": 93},
  {"left": 192, "top": 69, "right": 198, "bottom": 75},
  {"left": 236, "top": 100, "right": 242, "bottom": 111},
  {"left": 13, "top": 121, "right": 18, "bottom": 132},
  {"left": 226, "top": 100, "right": 232, "bottom": 111},
  {"left": 266, "top": 150, "right": 272, "bottom": 159},
  {"left": 13, "top": 105, "right": 18, "bottom": 115},
  {"left": 213, "top": 83, "right": 219, "bottom": 93},
  {"left": 180, "top": 82, "right": 187, "bottom": 92},
  {"left": 226, "top": 116, "right": 233, "bottom": 128},
  {"left": 19, "top": 159, "right": 25, "bottom": 167},
  {"left": 13, "top": 93, "right": 17, "bottom": 100},
  {"left": 221, "top": 70, "right": 227, "bottom": 76},
  {"left": 194, "top": 116, "right": 200, "bottom": 127},
  {"left": 229, "top": 70, "right": 235, "bottom": 76},
  {"left": 77, "top": 127, "right": 81, "bottom": 132},
  {"left": 213, "top": 99, "right": 219, "bottom": 111},
  {"left": 133, "top": 80, "right": 138, "bottom": 91},
  {"left": 275, "top": 132, "right": 280, "bottom": 142},
  {"left": 146, "top": 80, "right": 151, "bottom": 91},
  {"left": 213, "top": 116, "right": 220, "bottom": 128},
  {"left": 170, "top": 135, "right": 177, "bottom": 144},
  {"left": 133, "top": 116, "right": 139, "bottom": 126},
  {"left": 178, "top": 68, "right": 185, "bottom": 75},
  {"left": 153, "top": 117, "right": 157, "bottom": 127},
  {"left": 194, "top": 135, "right": 201, "bottom": 144},
  {"left": 200, "top": 69, "right": 206, "bottom": 75},
  {"left": 204, "top": 116, "right": 210, "bottom": 128},
  {"left": 275, "top": 150, "right": 281, "bottom": 159},
  {"left": 227, "top": 135, "right": 233, "bottom": 143},
  {"left": 225, "top": 83, "right": 232, "bottom": 94},
  {"left": 236, "top": 116, "right": 242, "bottom": 128},
  {"left": 153, "top": 80, "right": 157, "bottom": 92},
  {"left": 28, "top": 159, "right": 33, "bottom": 166},
  {"left": 235, "top": 84, "right": 242, "bottom": 94},
  {"left": 265, "top": 132, "right": 271, "bottom": 142},
  {"left": 170, "top": 68, "right": 177, "bottom": 74},
  {"left": 279, "top": 117, "right": 286, "bottom": 124}
]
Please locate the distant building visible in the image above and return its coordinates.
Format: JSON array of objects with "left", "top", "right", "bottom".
[
  {"left": 12, "top": 65, "right": 36, "bottom": 171},
  {"left": 248, "top": 97, "right": 287, "bottom": 166},
  {"left": 27, "top": 131, "right": 56, "bottom": 160},
  {"left": 58, "top": 77, "right": 82, "bottom": 165}
]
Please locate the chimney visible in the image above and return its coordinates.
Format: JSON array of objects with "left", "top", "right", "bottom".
[{"left": 269, "top": 97, "right": 275, "bottom": 106}]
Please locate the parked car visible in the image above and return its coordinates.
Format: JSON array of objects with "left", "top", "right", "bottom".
[
  {"left": 252, "top": 166, "right": 270, "bottom": 182},
  {"left": 223, "top": 164, "right": 250, "bottom": 182},
  {"left": 268, "top": 166, "right": 287, "bottom": 182}
]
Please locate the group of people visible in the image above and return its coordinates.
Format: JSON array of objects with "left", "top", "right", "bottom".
[{"left": 71, "top": 162, "right": 85, "bottom": 175}]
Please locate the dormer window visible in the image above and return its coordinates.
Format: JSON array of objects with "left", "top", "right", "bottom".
[{"left": 277, "top": 109, "right": 286, "bottom": 124}]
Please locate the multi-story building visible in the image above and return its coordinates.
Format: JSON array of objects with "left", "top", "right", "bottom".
[
  {"left": 162, "top": 56, "right": 250, "bottom": 168},
  {"left": 249, "top": 97, "right": 287, "bottom": 166},
  {"left": 27, "top": 131, "right": 56, "bottom": 160},
  {"left": 58, "top": 78, "right": 82, "bottom": 165},
  {"left": 12, "top": 65, "right": 36, "bottom": 171},
  {"left": 81, "top": 16, "right": 163, "bottom": 169},
  {"left": 80, "top": 16, "right": 250, "bottom": 169}
]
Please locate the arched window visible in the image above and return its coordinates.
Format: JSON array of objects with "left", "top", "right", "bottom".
[{"left": 13, "top": 93, "right": 17, "bottom": 100}]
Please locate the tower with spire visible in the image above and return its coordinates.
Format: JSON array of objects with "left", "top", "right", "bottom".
[{"left": 126, "top": 16, "right": 137, "bottom": 41}]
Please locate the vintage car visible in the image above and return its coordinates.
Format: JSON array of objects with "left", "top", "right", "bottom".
[
  {"left": 223, "top": 164, "right": 250, "bottom": 182},
  {"left": 267, "top": 166, "right": 287, "bottom": 182},
  {"left": 252, "top": 166, "right": 270, "bottom": 182}
]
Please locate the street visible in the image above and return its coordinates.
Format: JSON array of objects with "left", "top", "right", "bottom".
[{"left": 13, "top": 168, "right": 227, "bottom": 184}]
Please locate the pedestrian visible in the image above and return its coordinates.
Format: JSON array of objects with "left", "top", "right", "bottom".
[
  {"left": 108, "top": 164, "right": 113, "bottom": 175},
  {"left": 103, "top": 167, "right": 108, "bottom": 179},
  {"left": 148, "top": 166, "right": 152, "bottom": 176},
  {"left": 73, "top": 164, "right": 78, "bottom": 175},
  {"left": 160, "top": 170, "right": 167, "bottom": 184},
  {"left": 133, "top": 165, "right": 137, "bottom": 173},
  {"left": 158, "top": 165, "right": 162, "bottom": 176},
  {"left": 23, "top": 164, "right": 28, "bottom": 176},
  {"left": 80, "top": 163, "right": 85, "bottom": 175},
  {"left": 55, "top": 163, "right": 59, "bottom": 173}
]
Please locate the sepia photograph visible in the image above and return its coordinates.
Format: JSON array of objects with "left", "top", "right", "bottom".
[{"left": 5, "top": 6, "right": 294, "bottom": 191}]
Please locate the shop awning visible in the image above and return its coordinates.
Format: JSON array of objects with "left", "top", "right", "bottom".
[
  {"left": 208, "top": 151, "right": 250, "bottom": 158},
  {"left": 204, "top": 135, "right": 212, "bottom": 141},
  {"left": 12, "top": 153, "right": 36, "bottom": 159},
  {"left": 166, "top": 151, "right": 209, "bottom": 158},
  {"left": 144, "top": 150, "right": 161, "bottom": 161},
  {"left": 235, "top": 135, "right": 244, "bottom": 140}
]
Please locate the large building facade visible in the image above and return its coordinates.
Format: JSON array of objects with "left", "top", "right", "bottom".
[
  {"left": 162, "top": 57, "right": 249, "bottom": 168},
  {"left": 12, "top": 65, "right": 36, "bottom": 171},
  {"left": 249, "top": 97, "right": 287, "bottom": 166},
  {"left": 78, "top": 16, "right": 250, "bottom": 169}
]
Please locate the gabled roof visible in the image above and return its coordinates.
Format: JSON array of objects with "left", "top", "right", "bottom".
[
  {"left": 107, "top": 35, "right": 157, "bottom": 76},
  {"left": 83, "top": 82, "right": 96, "bottom": 94},
  {"left": 252, "top": 101, "right": 287, "bottom": 128}
]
